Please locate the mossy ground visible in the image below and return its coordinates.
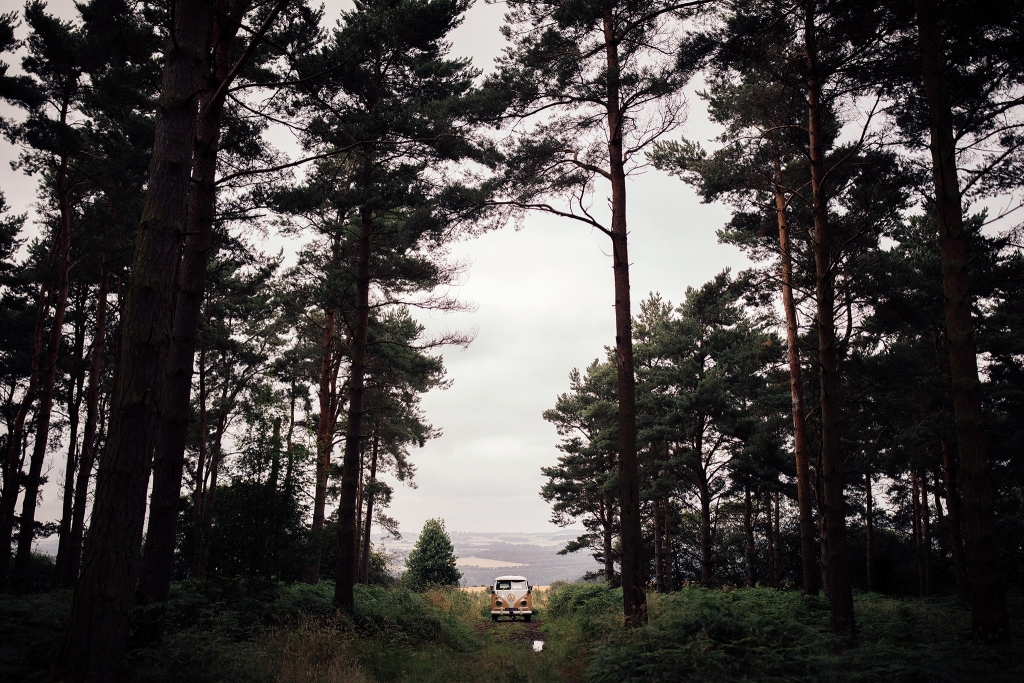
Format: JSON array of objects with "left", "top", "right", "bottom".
[{"left": 2, "top": 582, "right": 1022, "bottom": 682}]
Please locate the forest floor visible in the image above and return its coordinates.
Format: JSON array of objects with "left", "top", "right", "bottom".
[{"left": 1, "top": 574, "right": 1024, "bottom": 682}]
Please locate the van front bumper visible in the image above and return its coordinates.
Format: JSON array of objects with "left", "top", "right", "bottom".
[{"left": 491, "top": 609, "right": 532, "bottom": 616}]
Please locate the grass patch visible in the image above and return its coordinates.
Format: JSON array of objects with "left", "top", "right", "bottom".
[{"left": 4, "top": 581, "right": 1022, "bottom": 682}]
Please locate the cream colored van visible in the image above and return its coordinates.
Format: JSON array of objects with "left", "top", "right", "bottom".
[{"left": 490, "top": 575, "right": 533, "bottom": 622}]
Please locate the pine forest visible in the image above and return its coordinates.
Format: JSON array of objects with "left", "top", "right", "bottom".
[{"left": 1, "top": 1, "right": 1023, "bottom": 681}]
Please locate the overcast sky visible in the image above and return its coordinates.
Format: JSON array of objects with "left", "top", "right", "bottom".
[{"left": 3, "top": 0, "right": 745, "bottom": 544}]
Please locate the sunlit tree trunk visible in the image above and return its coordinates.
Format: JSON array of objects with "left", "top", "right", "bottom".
[{"left": 773, "top": 164, "right": 818, "bottom": 595}]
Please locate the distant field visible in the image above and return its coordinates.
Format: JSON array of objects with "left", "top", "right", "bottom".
[{"left": 455, "top": 556, "right": 526, "bottom": 568}]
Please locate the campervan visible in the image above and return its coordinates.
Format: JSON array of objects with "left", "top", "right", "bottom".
[{"left": 489, "top": 575, "right": 532, "bottom": 622}]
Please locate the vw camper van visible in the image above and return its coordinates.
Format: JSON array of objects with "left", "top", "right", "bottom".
[{"left": 490, "top": 575, "right": 532, "bottom": 622}]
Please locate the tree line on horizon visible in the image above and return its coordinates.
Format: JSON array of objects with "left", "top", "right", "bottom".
[{"left": 0, "top": 0, "right": 1021, "bottom": 680}]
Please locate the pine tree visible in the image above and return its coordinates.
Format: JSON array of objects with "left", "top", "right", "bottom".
[{"left": 404, "top": 518, "right": 461, "bottom": 590}]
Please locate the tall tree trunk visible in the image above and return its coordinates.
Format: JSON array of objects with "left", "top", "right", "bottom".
[
  {"left": 307, "top": 307, "right": 336, "bottom": 584},
  {"left": 360, "top": 422, "right": 379, "bottom": 585},
  {"left": 55, "top": 287, "right": 88, "bottom": 587},
  {"left": 193, "top": 340, "right": 208, "bottom": 514},
  {"left": 284, "top": 383, "right": 296, "bottom": 507},
  {"left": 194, "top": 410, "right": 226, "bottom": 579},
  {"left": 922, "top": 471, "right": 933, "bottom": 596},
  {"left": 62, "top": 3, "right": 212, "bottom": 676},
  {"left": 744, "top": 487, "right": 756, "bottom": 588},
  {"left": 865, "top": 471, "right": 876, "bottom": 592},
  {"left": 663, "top": 497, "right": 671, "bottom": 593},
  {"left": 67, "top": 260, "right": 109, "bottom": 587},
  {"left": 263, "top": 417, "right": 281, "bottom": 576},
  {"left": 766, "top": 496, "right": 776, "bottom": 587},
  {"left": 698, "top": 470, "right": 712, "bottom": 586},
  {"left": 774, "top": 168, "right": 818, "bottom": 595},
  {"left": 653, "top": 497, "right": 665, "bottom": 592},
  {"left": 0, "top": 282, "right": 49, "bottom": 593},
  {"left": 662, "top": 498, "right": 672, "bottom": 591},
  {"left": 137, "top": 1, "right": 247, "bottom": 606},
  {"left": 602, "top": 9, "right": 646, "bottom": 628},
  {"left": 912, "top": 469, "right": 925, "bottom": 595},
  {"left": 913, "top": 0, "right": 1008, "bottom": 643},
  {"left": 773, "top": 492, "right": 782, "bottom": 588},
  {"left": 601, "top": 497, "right": 614, "bottom": 584},
  {"left": 941, "top": 441, "right": 970, "bottom": 599},
  {"left": 803, "top": 0, "right": 854, "bottom": 640},
  {"left": 334, "top": 206, "right": 373, "bottom": 610},
  {"left": 13, "top": 154, "right": 74, "bottom": 596}
]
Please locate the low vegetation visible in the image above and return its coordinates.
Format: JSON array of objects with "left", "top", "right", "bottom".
[{"left": 3, "top": 580, "right": 1021, "bottom": 682}]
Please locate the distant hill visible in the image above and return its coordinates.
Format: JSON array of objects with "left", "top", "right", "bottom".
[{"left": 374, "top": 529, "right": 602, "bottom": 586}]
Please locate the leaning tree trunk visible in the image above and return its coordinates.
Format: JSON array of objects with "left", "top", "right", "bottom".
[
  {"left": 773, "top": 160, "right": 818, "bottom": 595},
  {"left": 0, "top": 282, "right": 48, "bottom": 593},
  {"left": 804, "top": 0, "right": 854, "bottom": 640},
  {"left": 13, "top": 155, "right": 74, "bottom": 596},
  {"left": 334, "top": 206, "right": 373, "bottom": 610},
  {"left": 602, "top": 8, "right": 646, "bottom": 627},
  {"left": 913, "top": 0, "right": 1008, "bottom": 644},
  {"left": 61, "top": 2, "right": 212, "bottom": 677},
  {"left": 66, "top": 260, "right": 110, "bottom": 587},
  {"left": 54, "top": 288, "right": 87, "bottom": 587}
]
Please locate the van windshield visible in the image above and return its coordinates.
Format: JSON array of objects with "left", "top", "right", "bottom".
[{"left": 495, "top": 580, "right": 527, "bottom": 591}]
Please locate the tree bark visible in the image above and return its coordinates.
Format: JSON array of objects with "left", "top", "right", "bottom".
[
  {"left": 698, "top": 468, "right": 712, "bottom": 586},
  {"left": 653, "top": 497, "right": 665, "bottom": 592},
  {"left": 193, "top": 340, "right": 208, "bottom": 514},
  {"left": 804, "top": 0, "right": 854, "bottom": 640},
  {"left": 137, "top": 0, "right": 247, "bottom": 606},
  {"left": 922, "top": 471, "right": 933, "bottom": 597},
  {"left": 941, "top": 441, "right": 970, "bottom": 600},
  {"left": 0, "top": 282, "right": 48, "bottom": 593},
  {"left": 744, "top": 487, "right": 756, "bottom": 588},
  {"left": 67, "top": 260, "right": 109, "bottom": 588},
  {"left": 773, "top": 163, "right": 818, "bottom": 595},
  {"left": 13, "top": 153, "right": 74, "bottom": 596},
  {"left": 194, "top": 409, "right": 226, "bottom": 579},
  {"left": 662, "top": 498, "right": 672, "bottom": 591},
  {"left": 334, "top": 206, "right": 373, "bottom": 610},
  {"left": 62, "top": 2, "right": 212, "bottom": 676},
  {"left": 913, "top": 0, "right": 1008, "bottom": 643},
  {"left": 912, "top": 469, "right": 924, "bottom": 595},
  {"left": 773, "top": 492, "right": 782, "bottom": 588},
  {"left": 55, "top": 286, "right": 88, "bottom": 587},
  {"left": 601, "top": 497, "right": 614, "bottom": 584},
  {"left": 602, "top": 8, "right": 646, "bottom": 627},
  {"left": 359, "top": 422, "right": 379, "bottom": 585},
  {"left": 865, "top": 471, "right": 876, "bottom": 592},
  {"left": 307, "top": 307, "right": 336, "bottom": 584}
]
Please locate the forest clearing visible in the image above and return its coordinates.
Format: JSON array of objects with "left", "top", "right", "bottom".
[{"left": 2, "top": 0, "right": 1024, "bottom": 681}]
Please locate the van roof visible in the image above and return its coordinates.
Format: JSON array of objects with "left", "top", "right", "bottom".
[{"left": 494, "top": 575, "right": 528, "bottom": 582}]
